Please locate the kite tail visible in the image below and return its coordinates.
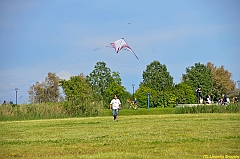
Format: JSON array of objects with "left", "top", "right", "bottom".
[{"left": 93, "top": 47, "right": 102, "bottom": 51}]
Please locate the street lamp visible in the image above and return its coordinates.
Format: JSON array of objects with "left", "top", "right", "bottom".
[
  {"left": 162, "top": 82, "right": 165, "bottom": 108},
  {"left": 237, "top": 80, "right": 240, "bottom": 89},
  {"left": 147, "top": 92, "right": 150, "bottom": 109},
  {"left": 132, "top": 84, "right": 135, "bottom": 101},
  {"left": 15, "top": 88, "right": 18, "bottom": 105},
  {"left": 237, "top": 80, "right": 240, "bottom": 96}
]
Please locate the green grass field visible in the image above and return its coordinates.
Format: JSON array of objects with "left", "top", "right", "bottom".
[{"left": 0, "top": 113, "right": 239, "bottom": 159}]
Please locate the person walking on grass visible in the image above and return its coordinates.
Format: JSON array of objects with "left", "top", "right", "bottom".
[{"left": 110, "top": 95, "right": 121, "bottom": 122}]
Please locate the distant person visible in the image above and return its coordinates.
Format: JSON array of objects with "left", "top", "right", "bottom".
[
  {"left": 200, "top": 97, "right": 203, "bottom": 104},
  {"left": 9, "top": 101, "right": 13, "bottom": 104},
  {"left": 233, "top": 96, "right": 238, "bottom": 103},
  {"left": 226, "top": 97, "right": 230, "bottom": 104},
  {"left": 219, "top": 94, "right": 228, "bottom": 105},
  {"left": 196, "top": 87, "right": 202, "bottom": 96},
  {"left": 196, "top": 87, "right": 202, "bottom": 103},
  {"left": 2, "top": 101, "right": 6, "bottom": 105},
  {"left": 206, "top": 94, "right": 211, "bottom": 104},
  {"left": 222, "top": 94, "right": 227, "bottom": 104},
  {"left": 110, "top": 95, "right": 121, "bottom": 122},
  {"left": 134, "top": 98, "right": 138, "bottom": 105}
]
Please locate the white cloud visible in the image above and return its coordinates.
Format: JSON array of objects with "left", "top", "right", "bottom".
[{"left": 57, "top": 70, "right": 71, "bottom": 80}]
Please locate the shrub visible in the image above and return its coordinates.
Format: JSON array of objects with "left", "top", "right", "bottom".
[
  {"left": 0, "top": 101, "right": 104, "bottom": 121},
  {"left": 175, "top": 103, "right": 240, "bottom": 114}
]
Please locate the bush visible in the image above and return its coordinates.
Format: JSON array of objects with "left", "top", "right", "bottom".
[
  {"left": 63, "top": 99, "right": 104, "bottom": 117},
  {"left": 0, "top": 101, "right": 104, "bottom": 121},
  {"left": 175, "top": 103, "right": 240, "bottom": 114}
]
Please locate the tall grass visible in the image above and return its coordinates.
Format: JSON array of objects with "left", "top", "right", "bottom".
[
  {"left": 0, "top": 101, "right": 104, "bottom": 121},
  {"left": 0, "top": 103, "right": 239, "bottom": 121},
  {"left": 176, "top": 103, "right": 240, "bottom": 114},
  {"left": 0, "top": 103, "right": 66, "bottom": 121}
]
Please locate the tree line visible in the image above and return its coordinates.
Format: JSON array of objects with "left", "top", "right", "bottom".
[{"left": 28, "top": 61, "right": 238, "bottom": 110}]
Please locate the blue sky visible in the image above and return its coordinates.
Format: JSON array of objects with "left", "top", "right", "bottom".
[{"left": 0, "top": 0, "right": 239, "bottom": 104}]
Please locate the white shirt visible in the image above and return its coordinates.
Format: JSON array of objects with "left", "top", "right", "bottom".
[
  {"left": 110, "top": 99, "right": 121, "bottom": 109},
  {"left": 226, "top": 98, "right": 230, "bottom": 103}
]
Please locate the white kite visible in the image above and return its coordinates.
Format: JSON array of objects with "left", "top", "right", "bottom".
[{"left": 94, "top": 38, "right": 139, "bottom": 60}]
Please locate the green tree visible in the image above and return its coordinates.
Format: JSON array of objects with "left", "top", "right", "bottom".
[
  {"left": 182, "top": 62, "right": 213, "bottom": 100},
  {"left": 112, "top": 71, "right": 122, "bottom": 85},
  {"left": 140, "top": 60, "right": 174, "bottom": 91},
  {"left": 111, "top": 71, "right": 131, "bottom": 107},
  {"left": 86, "top": 61, "right": 113, "bottom": 101},
  {"left": 60, "top": 74, "right": 91, "bottom": 102},
  {"left": 135, "top": 86, "right": 156, "bottom": 108},
  {"left": 86, "top": 62, "right": 129, "bottom": 108},
  {"left": 59, "top": 73, "right": 93, "bottom": 115},
  {"left": 105, "top": 71, "right": 126, "bottom": 103},
  {"left": 105, "top": 82, "right": 126, "bottom": 104},
  {"left": 138, "top": 60, "right": 174, "bottom": 107},
  {"left": 174, "top": 82, "right": 195, "bottom": 104}
]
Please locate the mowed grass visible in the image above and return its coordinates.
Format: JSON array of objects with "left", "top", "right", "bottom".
[{"left": 0, "top": 113, "right": 239, "bottom": 159}]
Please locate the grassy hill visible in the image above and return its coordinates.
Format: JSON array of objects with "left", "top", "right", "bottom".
[{"left": 0, "top": 113, "right": 239, "bottom": 159}]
